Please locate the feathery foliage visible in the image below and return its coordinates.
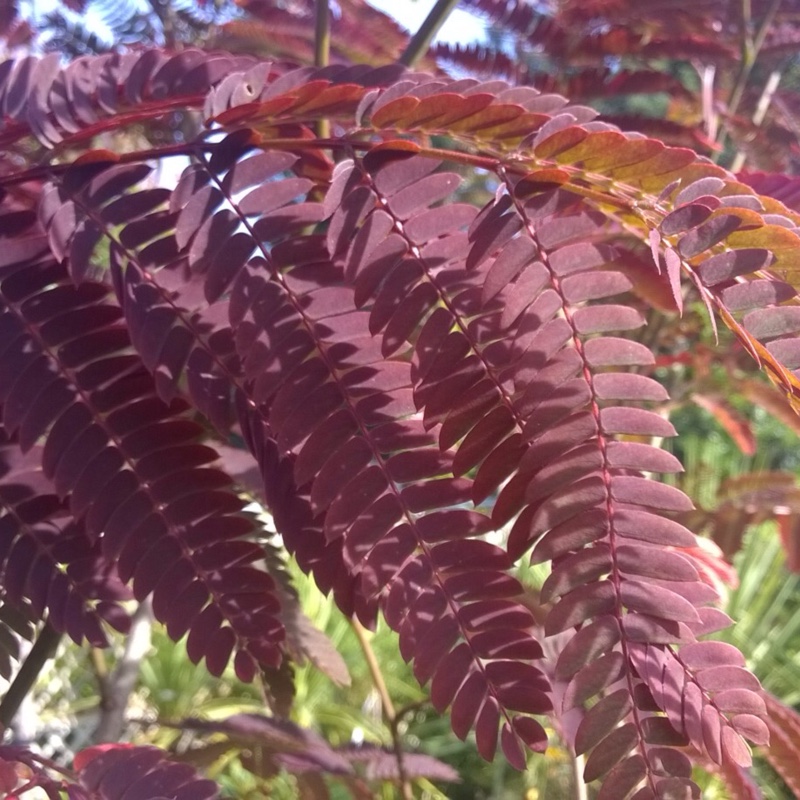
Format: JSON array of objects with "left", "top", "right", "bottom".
[{"left": 2, "top": 2, "right": 800, "bottom": 798}]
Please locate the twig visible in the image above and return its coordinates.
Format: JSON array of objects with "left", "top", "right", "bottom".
[
  {"left": 0, "top": 624, "right": 61, "bottom": 729},
  {"left": 314, "top": 0, "right": 331, "bottom": 139},
  {"left": 699, "top": 64, "right": 718, "bottom": 142},
  {"left": 350, "top": 617, "right": 414, "bottom": 800},
  {"left": 314, "top": 0, "right": 330, "bottom": 69},
  {"left": 571, "top": 752, "right": 588, "bottom": 800},
  {"left": 399, "top": 0, "right": 461, "bottom": 67}
]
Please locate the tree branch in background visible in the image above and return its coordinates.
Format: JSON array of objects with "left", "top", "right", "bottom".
[
  {"left": 92, "top": 600, "right": 153, "bottom": 744},
  {"left": 571, "top": 753, "right": 588, "bottom": 800},
  {"left": 0, "top": 624, "right": 61, "bottom": 730},
  {"left": 315, "top": 0, "right": 331, "bottom": 138},
  {"left": 699, "top": 63, "right": 718, "bottom": 143},
  {"left": 399, "top": 0, "right": 461, "bottom": 67}
]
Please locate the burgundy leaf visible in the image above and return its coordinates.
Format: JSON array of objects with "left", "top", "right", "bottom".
[
  {"left": 616, "top": 545, "right": 698, "bottom": 581},
  {"left": 696, "top": 249, "right": 772, "bottom": 286},
  {"left": 595, "top": 755, "right": 646, "bottom": 800},
  {"left": 678, "top": 214, "right": 742, "bottom": 258},
  {"left": 540, "top": 544, "right": 611, "bottom": 602},
  {"left": 619, "top": 581, "right": 699, "bottom": 623},
  {"left": 721, "top": 278, "right": 796, "bottom": 312},
  {"left": 554, "top": 615, "right": 621, "bottom": 681},
  {"left": 545, "top": 581, "right": 617, "bottom": 635},
  {"left": 583, "top": 722, "right": 639, "bottom": 782},
  {"left": 744, "top": 306, "right": 800, "bottom": 340},
  {"left": 575, "top": 688, "right": 633, "bottom": 755},
  {"left": 611, "top": 477, "right": 694, "bottom": 512}
]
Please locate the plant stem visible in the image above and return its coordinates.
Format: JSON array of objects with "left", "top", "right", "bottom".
[
  {"left": 314, "top": 0, "right": 331, "bottom": 138},
  {"left": 350, "top": 617, "right": 414, "bottom": 800},
  {"left": 399, "top": 0, "right": 461, "bottom": 67},
  {"left": 0, "top": 623, "right": 61, "bottom": 730},
  {"left": 314, "top": 0, "right": 330, "bottom": 69},
  {"left": 699, "top": 64, "right": 717, "bottom": 142},
  {"left": 572, "top": 753, "right": 588, "bottom": 800}
]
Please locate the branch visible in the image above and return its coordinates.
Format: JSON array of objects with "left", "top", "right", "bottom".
[
  {"left": 571, "top": 753, "right": 588, "bottom": 800},
  {"left": 399, "top": 0, "right": 461, "bottom": 67},
  {"left": 0, "top": 624, "right": 61, "bottom": 730},
  {"left": 0, "top": 141, "right": 207, "bottom": 188},
  {"left": 92, "top": 600, "right": 153, "bottom": 743},
  {"left": 315, "top": 0, "right": 331, "bottom": 138}
]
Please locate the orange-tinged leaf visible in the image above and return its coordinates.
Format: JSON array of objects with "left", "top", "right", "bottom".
[
  {"left": 290, "top": 83, "right": 366, "bottom": 116},
  {"left": 400, "top": 92, "right": 495, "bottom": 129},
  {"left": 212, "top": 96, "right": 295, "bottom": 126},
  {"left": 717, "top": 303, "right": 800, "bottom": 409},
  {"left": 637, "top": 159, "right": 723, "bottom": 195},
  {"left": 371, "top": 95, "right": 421, "bottom": 128},
  {"left": 707, "top": 204, "right": 766, "bottom": 229},
  {"left": 446, "top": 102, "right": 520, "bottom": 131},
  {"left": 74, "top": 149, "right": 120, "bottom": 165},
  {"left": 552, "top": 130, "right": 627, "bottom": 168},
  {"left": 515, "top": 168, "right": 572, "bottom": 197},
  {"left": 368, "top": 139, "right": 422, "bottom": 156},
  {"left": 477, "top": 111, "right": 550, "bottom": 142},
  {"left": 725, "top": 224, "right": 800, "bottom": 276},
  {"left": 585, "top": 138, "right": 665, "bottom": 177},
  {"left": 535, "top": 126, "right": 589, "bottom": 159},
  {"left": 607, "top": 145, "right": 694, "bottom": 186},
  {"left": 449, "top": 104, "right": 539, "bottom": 137},
  {"left": 280, "top": 79, "right": 334, "bottom": 109}
]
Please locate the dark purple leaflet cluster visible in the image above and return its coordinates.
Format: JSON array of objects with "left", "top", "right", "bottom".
[
  {"left": 0, "top": 741, "right": 218, "bottom": 799},
  {"left": 0, "top": 48, "right": 267, "bottom": 150},
  {"left": 77, "top": 745, "right": 219, "bottom": 800},
  {"left": 163, "top": 131, "right": 551, "bottom": 764},
  {"left": 323, "top": 148, "right": 771, "bottom": 795},
  {"left": 0, "top": 431, "right": 127, "bottom": 664},
  {"left": 0, "top": 198, "right": 284, "bottom": 680},
  {"left": 0, "top": 46, "right": 797, "bottom": 798}
]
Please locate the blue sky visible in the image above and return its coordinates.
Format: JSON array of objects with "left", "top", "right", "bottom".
[{"left": 366, "top": 0, "right": 487, "bottom": 46}]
